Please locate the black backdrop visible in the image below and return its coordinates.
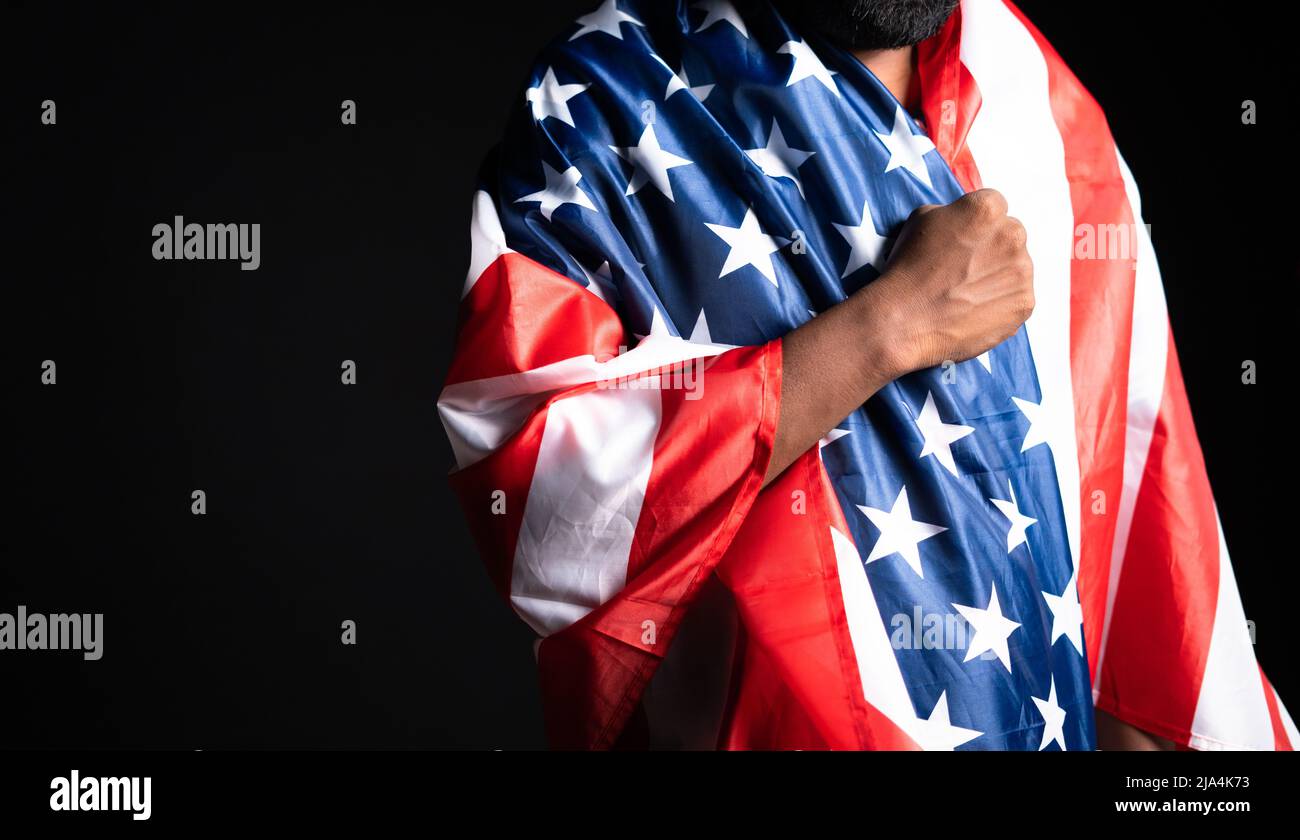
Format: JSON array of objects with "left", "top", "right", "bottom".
[{"left": 4, "top": 1, "right": 1294, "bottom": 749}]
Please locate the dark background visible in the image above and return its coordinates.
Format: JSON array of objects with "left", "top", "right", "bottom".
[{"left": 3, "top": 1, "right": 1294, "bottom": 749}]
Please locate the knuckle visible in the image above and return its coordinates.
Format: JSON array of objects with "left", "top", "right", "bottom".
[
  {"left": 1020, "top": 290, "right": 1036, "bottom": 318},
  {"left": 1004, "top": 217, "right": 1028, "bottom": 249},
  {"left": 969, "top": 188, "right": 1007, "bottom": 218},
  {"left": 1013, "top": 253, "right": 1034, "bottom": 281},
  {"left": 909, "top": 203, "right": 936, "bottom": 222}
]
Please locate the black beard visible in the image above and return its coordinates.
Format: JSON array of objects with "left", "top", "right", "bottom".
[{"left": 772, "top": 0, "right": 959, "bottom": 50}]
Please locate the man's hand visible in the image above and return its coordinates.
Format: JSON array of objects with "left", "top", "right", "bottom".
[
  {"left": 763, "top": 188, "right": 1033, "bottom": 486},
  {"left": 875, "top": 188, "right": 1035, "bottom": 373}
]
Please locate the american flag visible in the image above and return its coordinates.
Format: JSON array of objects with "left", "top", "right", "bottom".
[{"left": 438, "top": 0, "right": 1294, "bottom": 749}]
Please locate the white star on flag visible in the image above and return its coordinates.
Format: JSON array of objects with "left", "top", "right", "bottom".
[
  {"left": 1012, "top": 396, "right": 1050, "bottom": 453},
  {"left": 692, "top": 0, "right": 748, "bottom": 37},
  {"left": 705, "top": 207, "right": 785, "bottom": 286},
  {"left": 525, "top": 67, "right": 590, "bottom": 127},
  {"left": 633, "top": 305, "right": 674, "bottom": 344},
  {"left": 833, "top": 198, "right": 890, "bottom": 278},
  {"left": 578, "top": 259, "right": 616, "bottom": 305},
  {"left": 570, "top": 0, "right": 643, "bottom": 41},
  {"left": 975, "top": 350, "right": 992, "bottom": 373},
  {"left": 954, "top": 582, "right": 1021, "bottom": 672},
  {"left": 876, "top": 104, "right": 937, "bottom": 187},
  {"left": 914, "top": 691, "right": 983, "bottom": 751},
  {"left": 818, "top": 427, "right": 851, "bottom": 450},
  {"left": 745, "top": 121, "right": 814, "bottom": 197},
  {"left": 857, "top": 486, "right": 947, "bottom": 578},
  {"left": 515, "top": 162, "right": 597, "bottom": 221},
  {"left": 610, "top": 124, "right": 693, "bottom": 201},
  {"left": 1043, "top": 568, "right": 1085, "bottom": 656},
  {"left": 654, "top": 55, "right": 714, "bottom": 101},
  {"left": 915, "top": 391, "right": 974, "bottom": 477},
  {"left": 688, "top": 308, "right": 734, "bottom": 347},
  {"left": 1031, "top": 677, "right": 1069, "bottom": 750},
  {"left": 778, "top": 39, "right": 839, "bottom": 97},
  {"left": 990, "top": 479, "right": 1038, "bottom": 552}
]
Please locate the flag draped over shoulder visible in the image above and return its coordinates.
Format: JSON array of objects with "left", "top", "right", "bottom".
[{"left": 439, "top": 0, "right": 1295, "bottom": 750}]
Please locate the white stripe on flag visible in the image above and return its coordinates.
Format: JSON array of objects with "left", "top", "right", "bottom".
[
  {"left": 1187, "top": 513, "right": 1274, "bottom": 749},
  {"left": 959, "top": 0, "right": 1082, "bottom": 568},
  {"left": 464, "top": 190, "right": 513, "bottom": 299},
  {"left": 509, "top": 381, "right": 660, "bottom": 637},
  {"left": 831, "top": 526, "right": 930, "bottom": 748},
  {"left": 438, "top": 330, "right": 727, "bottom": 470}
]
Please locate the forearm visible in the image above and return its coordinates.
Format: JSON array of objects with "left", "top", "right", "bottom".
[
  {"left": 760, "top": 189, "right": 1032, "bottom": 488},
  {"left": 762, "top": 282, "right": 907, "bottom": 487}
]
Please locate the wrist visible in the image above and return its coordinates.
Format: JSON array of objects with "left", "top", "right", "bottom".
[{"left": 854, "top": 276, "right": 921, "bottom": 382}]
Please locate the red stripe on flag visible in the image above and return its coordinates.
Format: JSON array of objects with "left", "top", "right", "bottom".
[
  {"left": 1260, "top": 668, "right": 1294, "bottom": 751},
  {"left": 1094, "top": 330, "right": 1219, "bottom": 742},
  {"left": 445, "top": 252, "right": 624, "bottom": 388},
  {"left": 717, "top": 626, "right": 833, "bottom": 749},
  {"left": 715, "top": 452, "right": 919, "bottom": 749},
  {"left": 918, "top": 5, "right": 983, "bottom": 191}
]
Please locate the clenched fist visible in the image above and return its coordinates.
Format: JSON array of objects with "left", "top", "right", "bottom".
[{"left": 872, "top": 188, "right": 1035, "bottom": 375}]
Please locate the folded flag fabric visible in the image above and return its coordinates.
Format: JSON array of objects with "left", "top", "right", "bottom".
[{"left": 438, "top": 0, "right": 1295, "bottom": 750}]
